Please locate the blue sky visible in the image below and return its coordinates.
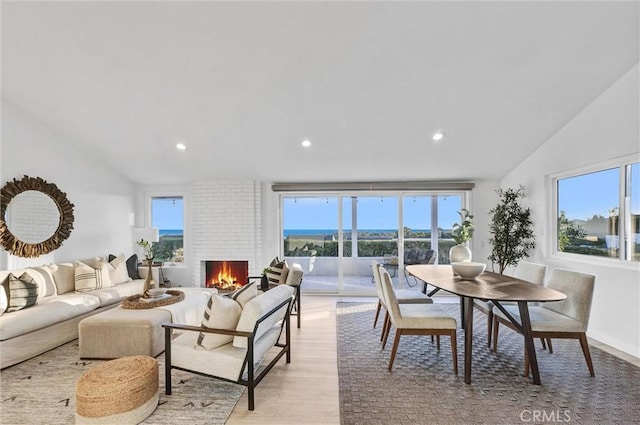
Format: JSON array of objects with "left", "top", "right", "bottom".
[
  {"left": 283, "top": 195, "right": 464, "bottom": 230},
  {"left": 150, "top": 163, "right": 639, "bottom": 231},
  {"left": 151, "top": 197, "right": 184, "bottom": 229},
  {"left": 558, "top": 164, "right": 639, "bottom": 220}
]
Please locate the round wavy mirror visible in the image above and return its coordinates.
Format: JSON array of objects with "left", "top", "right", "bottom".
[{"left": 0, "top": 175, "right": 75, "bottom": 258}]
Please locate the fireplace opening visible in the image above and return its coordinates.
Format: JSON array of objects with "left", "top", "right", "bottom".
[{"left": 205, "top": 261, "right": 248, "bottom": 291}]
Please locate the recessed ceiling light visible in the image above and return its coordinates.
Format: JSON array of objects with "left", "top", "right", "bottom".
[
  {"left": 176, "top": 143, "right": 186, "bottom": 150},
  {"left": 301, "top": 139, "right": 312, "bottom": 147},
  {"left": 432, "top": 131, "right": 445, "bottom": 141}
]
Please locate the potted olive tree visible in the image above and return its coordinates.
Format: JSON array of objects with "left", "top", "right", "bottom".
[{"left": 487, "top": 185, "right": 535, "bottom": 274}]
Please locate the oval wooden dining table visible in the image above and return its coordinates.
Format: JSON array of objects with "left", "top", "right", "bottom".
[{"left": 405, "top": 265, "right": 566, "bottom": 385}]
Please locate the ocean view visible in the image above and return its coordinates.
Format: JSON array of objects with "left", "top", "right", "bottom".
[
  {"left": 284, "top": 229, "right": 430, "bottom": 237},
  {"left": 159, "top": 229, "right": 183, "bottom": 236}
]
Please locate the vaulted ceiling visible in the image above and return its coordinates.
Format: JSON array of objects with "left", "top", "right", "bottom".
[{"left": 2, "top": 1, "right": 638, "bottom": 185}]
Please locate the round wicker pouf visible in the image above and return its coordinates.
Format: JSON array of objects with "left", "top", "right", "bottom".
[{"left": 76, "top": 355, "right": 159, "bottom": 424}]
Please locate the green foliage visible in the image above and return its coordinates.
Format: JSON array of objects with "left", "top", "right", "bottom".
[
  {"left": 488, "top": 186, "right": 536, "bottom": 274},
  {"left": 153, "top": 236, "right": 183, "bottom": 262},
  {"left": 557, "top": 210, "right": 587, "bottom": 251},
  {"left": 451, "top": 209, "right": 474, "bottom": 245},
  {"left": 136, "top": 238, "right": 156, "bottom": 260}
]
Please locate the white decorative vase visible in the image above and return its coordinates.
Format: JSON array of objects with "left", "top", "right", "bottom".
[{"left": 449, "top": 244, "right": 472, "bottom": 263}]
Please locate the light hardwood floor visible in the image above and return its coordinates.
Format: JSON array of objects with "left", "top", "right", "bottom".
[
  {"left": 226, "top": 295, "right": 346, "bottom": 424},
  {"left": 226, "top": 294, "right": 640, "bottom": 424}
]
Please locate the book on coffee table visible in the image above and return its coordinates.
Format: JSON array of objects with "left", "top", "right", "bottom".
[{"left": 139, "top": 294, "right": 172, "bottom": 303}]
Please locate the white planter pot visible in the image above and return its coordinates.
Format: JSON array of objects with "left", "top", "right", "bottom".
[{"left": 449, "top": 244, "right": 472, "bottom": 263}]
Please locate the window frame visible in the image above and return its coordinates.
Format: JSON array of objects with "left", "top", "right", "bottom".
[
  {"left": 549, "top": 153, "right": 639, "bottom": 267},
  {"left": 278, "top": 189, "right": 471, "bottom": 294},
  {"left": 143, "top": 191, "right": 186, "bottom": 268}
]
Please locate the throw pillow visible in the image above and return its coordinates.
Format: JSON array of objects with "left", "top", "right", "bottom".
[
  {"left": 49, "top": 263, "right": 76, "bottom": 294},
  {"left": 27, "top": 265, "right": 56, "bottom": 297},
  {"left": 196, "top": 294, "right": 243, "bottom": 350},
  {"left": 126, "top": 254, "right": 140, "bottom": 280},
  {"left": 92, "top": 258, "right": 114, "bottom": 288},
  {"left": 229, "top": 280, "right": 258, "bottom": 308},
  {"left": 6, "top": 273, "right": 38, "bottom": 312},
  {"left": 107, "top": 253, "right": 131, "bottom": 284},
  {"left": 74, "top": 261, "right": 109, "bottom": 292},
  {"left": 265, "top": 259, "right": 289, "bottom": 285},
  {"left": 1, "top": 275, "right": 11, "bottom": 315}
]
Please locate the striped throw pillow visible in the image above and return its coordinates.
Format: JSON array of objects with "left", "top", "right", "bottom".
[
  {"left": 196, "top": 294, "right": 242, "bottom": 350},
  {"left": 229, "top": 280, "right": 258, "bottom": 308},
  {"left": 74, "top": 261, "right": 109, "bottom": 292},
  {"left": 6, "top": 273, "right": 38, "bottom": 312},
  {"left": 265, "top": 260, "right": 289, "bottom": 285}
]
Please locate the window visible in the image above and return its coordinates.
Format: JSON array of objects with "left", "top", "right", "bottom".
[
  {"left": 151, "top": 196, "right": 184, "bottom": 264},
  {"left": 280, "top": 190, "right": 470, "bottom": 294},
  {"left": 554, "top": 158, "right": 639, "bottom": 262}
]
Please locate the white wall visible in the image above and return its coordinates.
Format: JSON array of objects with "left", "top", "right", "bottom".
[
  {"left": 469, "top": 180, "right": 500, "bottom": 268},
  {"left": 499, "top": 65, "right": 640, "bottom": 357},
  {"left": 189, "top": 180, "right": 263, "bottom": 286},
  {"left": 0, "top": 100, "right": 137, "bottom": 269}
]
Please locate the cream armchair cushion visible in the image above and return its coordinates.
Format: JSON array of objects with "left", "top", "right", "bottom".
[
  {"left": 233, "top": 285, "right": 294, "bottom": 348},
  {"left": 284, "top": 263, "right": 303, "bottom": 286}
]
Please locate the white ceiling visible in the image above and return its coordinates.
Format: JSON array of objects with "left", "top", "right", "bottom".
[{"left": 2, "top": 1, "right": 638, "bottom": 185}]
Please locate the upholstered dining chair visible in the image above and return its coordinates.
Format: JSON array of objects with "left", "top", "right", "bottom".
[
  {"left": 492, "top": 268, "right": 596, "bottom": 377},
  {"left": 378, "top": 266, "right": 458, "bottom": 373},
  {"left": 371, "top": 260, "right": 433, "bottom": 340},
  {"left": 473, "top": 261, "right": 547, "bottom": 348}
]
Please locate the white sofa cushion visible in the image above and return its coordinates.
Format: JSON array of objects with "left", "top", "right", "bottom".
[
  {"left": 197, "top": 294, "right": 242, "bottom": 350},
  {"left": 233, "top": 284, "right": 294, "bottom": 348},
  {"left": 49, "top": 263, "right": 76, "bottom": 294},
  {"left": 90, "top": 280, "right": 145, "bottom": 307},
  {"left": 0, "top": 292, "right": 100, "bottom": 340}
]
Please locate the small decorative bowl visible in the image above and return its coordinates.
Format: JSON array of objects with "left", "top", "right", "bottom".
[
  {"left": 147, "top": 288, "right": 166, "bottom": 297},
  {"left": 451, "top": 262, "right": 486, "bottom": 280}
]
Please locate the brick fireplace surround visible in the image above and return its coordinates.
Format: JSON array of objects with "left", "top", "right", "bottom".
[{"left": 190, "top": 181, "right": 264, "bottom": 287}]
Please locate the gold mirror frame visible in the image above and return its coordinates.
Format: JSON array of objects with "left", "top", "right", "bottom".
[{"left": 0, "top": 175, "right": 75, "bottom": 258}]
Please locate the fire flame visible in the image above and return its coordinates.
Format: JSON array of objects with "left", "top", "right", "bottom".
[{"left": 209, "top": 261, "right": 241, "bottom": 290}]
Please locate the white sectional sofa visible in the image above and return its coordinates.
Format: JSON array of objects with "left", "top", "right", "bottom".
[{"left": 0, "top": 255, "right": 146, "bottom": 369}]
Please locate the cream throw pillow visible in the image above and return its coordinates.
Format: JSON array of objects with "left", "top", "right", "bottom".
[
  {"left": 74, "top": 260, "right": 112, "bottom": 292},
  {"left": 49, "top": 263, "right": 76, "bottom": 294},
  {"left": 196, "top": 294, "right": 243, "bottom": 350},
  {"left": 229, "top": 281, "right": 258, "bottom": 308},
  {"left": 108, "top": 253, "right": 131, "bottom": 285}
]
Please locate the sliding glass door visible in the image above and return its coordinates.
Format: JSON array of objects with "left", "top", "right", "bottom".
[
  {"left": 281, "top": 191, "right": 468, "bottom": 295},
  {"left": 282, "top": 196, "right": 340, "bottom": 293},
  {"left": 342, "top": 196, "right": 398, "bottom": 294}
]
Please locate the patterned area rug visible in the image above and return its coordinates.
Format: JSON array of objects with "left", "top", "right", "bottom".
[
  {"left": 337, "top": 303, "right": 640, "bottom": 425},
  {"left": 0, "top": 339, "right": 244, "bottom": 424}
]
